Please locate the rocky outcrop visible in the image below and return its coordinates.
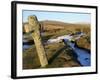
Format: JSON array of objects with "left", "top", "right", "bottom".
[{"left": 75, "top": 36, "right": 90, "bottom": 52}]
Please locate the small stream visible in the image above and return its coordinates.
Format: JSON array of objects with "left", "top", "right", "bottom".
[
  {"left": 23, "top": 32, "right": 91, "bottom": 66},
  {"left": 64, "top": 39, "right": 90, "bottom": 66},
  {"left": 23, "top": 40, "right": 33, "bottom": 50}
]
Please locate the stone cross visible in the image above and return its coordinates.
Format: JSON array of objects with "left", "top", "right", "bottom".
[{"left": 24, "top": 16, "right": 48, "bottom": 67}]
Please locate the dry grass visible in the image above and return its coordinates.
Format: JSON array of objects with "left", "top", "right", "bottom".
[
  {"left": 23, "top": 42, "right": 80, "bottom": 69},
  {"left": 23, "top": 21, "right": 90, "bottom": 69}
]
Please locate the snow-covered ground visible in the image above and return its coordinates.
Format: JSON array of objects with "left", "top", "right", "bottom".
[{"left": 47, "top": 32, "right": 85, "bottom": 44}]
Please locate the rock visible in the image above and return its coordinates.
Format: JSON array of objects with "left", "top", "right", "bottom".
[{"left": 75, "top": 36, "right": 91, "bottom": 51}]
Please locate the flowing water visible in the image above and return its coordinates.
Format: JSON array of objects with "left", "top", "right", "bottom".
[
  {"left": 23, "top": 32, "right": 91, "bottom": 66},
  {"left": 64, "top": 39, "right": 90, "bottom": 66}
]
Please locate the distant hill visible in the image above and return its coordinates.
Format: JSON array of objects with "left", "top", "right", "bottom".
[
  {"left": 23, "top": 20, "right": 90, "bottom": 33},
  {"left": 40, "top": 20, "right": 72, "bottom": 26},
  {"left": 39, "top": 20, "right": 73, "bottom": 30},
  {"left": 40, "top": 20, "right": 90, "bottom": 31}
]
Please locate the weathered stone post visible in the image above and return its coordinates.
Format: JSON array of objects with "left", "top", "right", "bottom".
[{"left": 24, "top": 15, "right": 48, "bottom": 67}]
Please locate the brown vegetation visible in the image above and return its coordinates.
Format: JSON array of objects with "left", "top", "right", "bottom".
[
  {"left": 23, "top": 42, "right": 80, "bottom": 69},
  {"left": 23, "top": 20, "right": 90, "bottom": 69}
]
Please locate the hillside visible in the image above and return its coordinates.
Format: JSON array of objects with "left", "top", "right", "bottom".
[
  {"left": 23, "top": 20, "right": 91, "bottom": 69},
  {"left": 23, "top": 20, "right": 90, "bottom": 37},
  {"left": 39, "top": 20, "right": 90, "bottom": 31}
]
